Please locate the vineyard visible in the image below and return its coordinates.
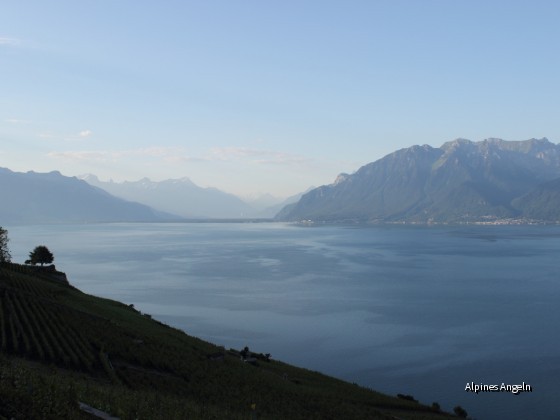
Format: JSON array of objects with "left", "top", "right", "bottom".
[{"left": 0, "top": 262, "right": 458, "bottom": 419}]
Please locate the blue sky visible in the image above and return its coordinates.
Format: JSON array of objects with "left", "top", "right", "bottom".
[{"left": 1, "top": 1, "right": 559, "bottom": 197}]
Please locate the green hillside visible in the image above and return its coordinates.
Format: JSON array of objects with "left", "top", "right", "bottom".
[{"left": 0, "top": 262, "right": 459, "bottom": 419}]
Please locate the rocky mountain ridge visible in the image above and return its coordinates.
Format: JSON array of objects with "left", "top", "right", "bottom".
[{"left": 276, "top": 138, "right": 560, "bottom": 223}]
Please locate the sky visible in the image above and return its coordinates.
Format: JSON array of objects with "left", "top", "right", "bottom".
[{"left": 1, "top": 1, "right": 560, "bottom": 198}]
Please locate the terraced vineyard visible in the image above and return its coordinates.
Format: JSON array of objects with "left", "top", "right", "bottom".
[
  {"left": 0, "top": 262, "right": 459, "bottom": 419},
  {"left": 0, "top": 264, "right": 95, "bottom": 367}
]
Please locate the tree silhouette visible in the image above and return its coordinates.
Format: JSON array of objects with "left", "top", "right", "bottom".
[
  {"left": 453, "top": 405, "right": 468, "bottom": 418},
  {"left": 0, "top": 226, "right": 11, "bottom": 263},
  {"left": 28, "top": 245, "right": 54, "bottom": 266}
]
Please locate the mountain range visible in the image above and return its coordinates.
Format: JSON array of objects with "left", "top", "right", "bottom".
[
  {"left": 81, "top": 175, "right": 257, "bottom": 219},
  {"left": 0, "top": 168, "right": 176, "bottom": 224},
  {"left": 81, "top": 175, "right": 306, "bottom": 219},
  {"left": 277, "top": 138, "right": 560, "bottom": 223},
  {"left": 5, "top": 137, "right": 560, "bottom": 224}
]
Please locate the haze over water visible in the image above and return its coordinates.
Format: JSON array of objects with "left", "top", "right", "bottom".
[{"left": 9, "top": 223, "right": 560, "bottom": 419}]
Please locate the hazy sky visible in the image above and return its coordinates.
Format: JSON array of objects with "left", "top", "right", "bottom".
[{"left": 2, "top": 1, "right": 559, "bottom": 198}]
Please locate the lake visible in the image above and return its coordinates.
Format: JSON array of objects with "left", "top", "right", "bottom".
[{"left": 7, "top": 222, "right": 560, "bottom": 419}]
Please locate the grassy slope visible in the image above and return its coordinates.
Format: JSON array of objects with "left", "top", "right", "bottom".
[{"left": 0, "top": 263, "right": 458, "bottom": 419}]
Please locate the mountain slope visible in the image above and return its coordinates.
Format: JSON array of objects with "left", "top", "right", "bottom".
[
  {"left": 0, "top": 262, "right": 457, "bottom": 419},
  {"left": 512, "top": 177, "right": 560, "bottom": 221},
  {"left": 256, "top": 188, "right": 313, "bottom": 218},
  {"left": 277, "top": 138, "right": 560, "bottom": 223},
  {"left": 0, "top": 168, "right": 175, "bottom": 223},
  {"left": 82, "top": 175, "right": 257, "bottom": 219}
]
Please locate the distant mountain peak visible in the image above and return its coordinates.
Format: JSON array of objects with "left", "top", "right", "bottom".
[
  {"left": 166, "top": 176, "right": 195, "bottom": 186},
  {"left": 333, "top": 173, "right": 350, "bottom": 186},
  {"left": 440, "top": 138, "right": 474, "bottom": 151},
  {"left": 78, "top": 173, "right": 100, "bottom": 183}
]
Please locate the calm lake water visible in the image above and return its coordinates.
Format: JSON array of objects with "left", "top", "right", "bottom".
[{"left": 7, "top": 223, "right": 560, "bottom": 419}]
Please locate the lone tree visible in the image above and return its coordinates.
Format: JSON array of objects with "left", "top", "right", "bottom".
[
  {"left": 0, "top": 226, "right": 11, "bottom": 263},
  {"left": 453, "top": 405, "right": 468, "bottom": 418},
  {"left": 28, "top": 245, "right": 54, "bottom": 266}
]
